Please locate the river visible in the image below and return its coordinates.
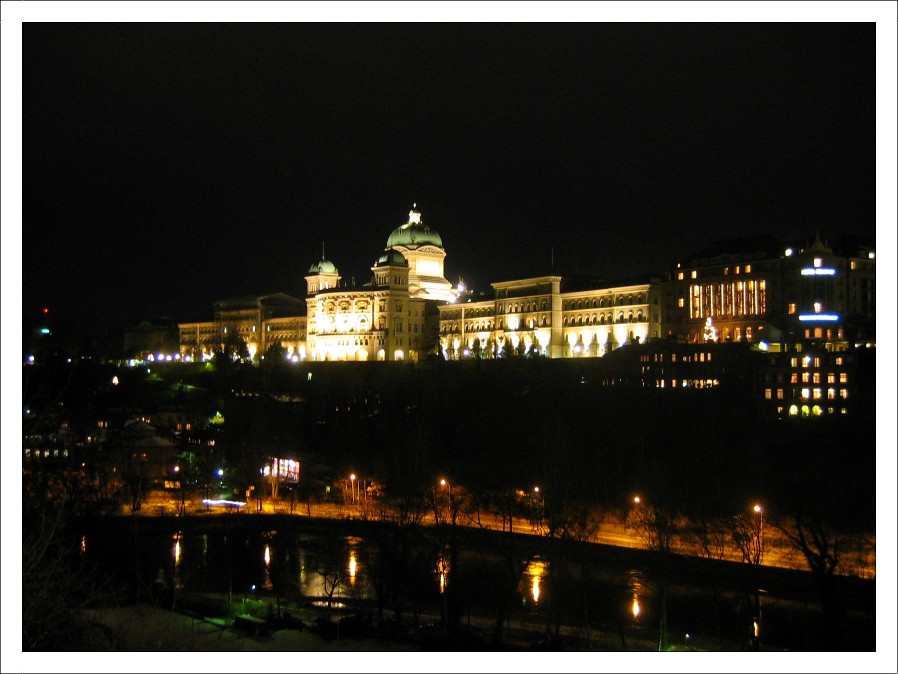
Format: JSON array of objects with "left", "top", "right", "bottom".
[{"left": 76, "top": 513, "right": 875, "bottom": 651}]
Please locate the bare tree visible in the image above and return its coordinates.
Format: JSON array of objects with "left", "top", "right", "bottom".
[{"left": 773, "top": 511, "right": 858, "bottom": 649}]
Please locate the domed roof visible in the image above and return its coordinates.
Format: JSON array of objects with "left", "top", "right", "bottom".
[
  {"left": 308, "top": 258, "right": 338, "bottom": 274},
  {"left": 386, "top": 206, "right": 443, "bottom": 249},
  {"left": 374, "top": 249, "right": 408, "bottom": 267}
]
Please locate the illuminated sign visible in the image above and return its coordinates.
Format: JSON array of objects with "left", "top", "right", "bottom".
[
  {"left": 800, "top": 268, "right": 836, "bottom": 276},
  {"left": 798, "top": 314, "right": 839, "bottom": 322}
]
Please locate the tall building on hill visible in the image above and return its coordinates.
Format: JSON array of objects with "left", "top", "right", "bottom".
[
  {"left": 170, "top": 207, "right": 874, "bottom": 366},
  {"left": 179, "top": 206, "right": 457, "bottom": 362}
]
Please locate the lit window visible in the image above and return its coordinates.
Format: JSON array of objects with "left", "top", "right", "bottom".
[
  {"left": 801, "top": 388, "right": 810, "bottom": 399},
  {"left": 840, "top": 389, "right": 848, "bottom": 399},
  {"left": 765, "top": 388, "right": 772, "bottom": 400},
  {"left": 691, "top": 271, "right": 698, "bottom": 279},
  {"left": 677, "top": 272, "right": 684, "bottom": 280},
  {"left": 813, "top": 258, "right": 822, "bottom": 268},
  {"left": 813, "top": 389, "right": 822, "bottom": 400},
  {"left": 789, "top": 405, "right": 799, "bottom": 416},
  {"left": 788, "top": 303, "right": 796, "bottom": 315},
  {"left": 839, "top": 373, "right": 848, "bottom": 383},
  {"left": 827, "top": 388, "right": 836, "bottom": 400},
  {"left": 678, "top": 298, "right": 685, "bottom": 308},
  {"left": 776, "top": 389, "right": 784, "bottom": 399},
  {"left": 744, "top": 264, "right": 751, "bottom": 273}
]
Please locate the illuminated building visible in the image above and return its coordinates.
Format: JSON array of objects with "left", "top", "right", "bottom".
[
  {"left": 438, "top": 275, "right": 664, "bottom": 359},
  {"left": 175, "top": 209, "right": 873, "bottom": 372},
  {"left": 665, "top": 233, "right": 875, "bottom": 350},
  {"left": 179, "top": 206, "right": 456, "bottom": 362}
]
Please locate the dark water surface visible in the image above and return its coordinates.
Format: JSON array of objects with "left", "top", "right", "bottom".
[{"left": 78, "top": 514, "right": 875, "bottom": 651}]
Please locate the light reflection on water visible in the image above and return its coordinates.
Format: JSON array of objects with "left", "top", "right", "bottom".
[
  {"left": 627, "top": 568, "right": 647, "bottom": 622},
  {"left": 525, "top": 558, "right": 548, "bottom": 604},
  {"left": 172, "top": 532, "right": 183, "bottom": 590},
  {"left": 436, "top": 555, "right": 449, "bottom": 594}
]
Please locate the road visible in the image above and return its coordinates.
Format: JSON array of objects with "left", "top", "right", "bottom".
[{"left": 136, "top": 493, "right": 872, "bottom": 578}]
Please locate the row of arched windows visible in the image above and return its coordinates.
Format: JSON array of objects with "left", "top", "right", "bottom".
[
  {"left": 562, "top": 311, "right": 645, "bottom": 327},
  {"left": 562, "top": 295, "right": 644, "bottom": 311},
  {"left": 500, "top": 301, "right": 549, "bottom": 313}
]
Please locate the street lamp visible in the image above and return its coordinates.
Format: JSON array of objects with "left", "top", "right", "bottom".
[
  {"left": 437, "top": 477, "right": 458, "bottom": 633},
  {"left": 350, "top": 473, "right": 357, "bottom": 504},
  {"left": 753, "top": 504, "right": 764, "bottom": 565},
  {"left": 751, "top": 503, "right": 764, "bottom": 650}
]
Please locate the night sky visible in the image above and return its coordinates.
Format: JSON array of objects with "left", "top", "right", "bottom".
[{"left": 15, "top": 19, "right": 881, "bottom": 341}]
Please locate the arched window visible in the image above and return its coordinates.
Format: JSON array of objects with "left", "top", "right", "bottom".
[
  {"left": 618, "top": 312, "right": 624, "bottom": 323},
  {"left": 599, "top": 314, "right": 605, "bottom": 325},
  {"left": 627, "top": 295, "right": 633, "bottom": 305},
  {"left": 637, "top": 295, "right": 643, "bottom": 304},
  {"left": 599, "top": 298, "right": 605, "bottom": 308},
  {"left": 746, "top": 326, "right": 753, "bottom": 341},
  {"left": 627, "top": 312, "right": 634, "bottom": 323},
  {"left": 563, "top": 318, "right": 568, "bottom": 327}
]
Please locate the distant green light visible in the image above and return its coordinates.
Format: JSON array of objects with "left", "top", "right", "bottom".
[{"left": 40, "top": 327, "right": 51, "bottom": 335}]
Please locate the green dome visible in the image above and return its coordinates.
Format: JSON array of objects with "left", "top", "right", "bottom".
[
  {"left": 374, "top": 249, "right": 408, "bottom": 267},
  {"left": 386, "top": 208, "right": 443, "bottom": 249},
  {"left": 308, "top": 258, "right": 338, "bottom": 274}
]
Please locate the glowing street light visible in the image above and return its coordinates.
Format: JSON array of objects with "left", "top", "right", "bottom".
[
  {"left": 751, "top": 503, "right": 764, "bottom": 651},
  {"left": 753, "top": 504, "right": 764, "bottom": 564},
  {"left": 350, "top": 473, "right": 357, "bottom": 504},
  {"left": 633, "top": 495, "right": 641, "bottom": 505}
]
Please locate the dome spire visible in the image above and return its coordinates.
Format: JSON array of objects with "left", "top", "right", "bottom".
[{"left": 409, "top": 203, "right": 421, "bottom": 225}]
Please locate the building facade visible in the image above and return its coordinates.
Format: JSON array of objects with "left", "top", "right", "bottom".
[
  {"left": 178, "top": 207, "right": 455, "bottom": 363},
  {"left": 664, "top": 233, "right": 876, "bottom": 351},
  {"left": 173, "top": 208, "right": 874, "bottom": 374},
  {"left": 437, "top": 275, "right": 664, "bottom": 359}
]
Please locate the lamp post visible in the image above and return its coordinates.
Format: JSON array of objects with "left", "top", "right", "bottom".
[
  {"left": 752, "top": 503, "right": 764, "bottom": 650},
  {"left": 350, "top": 473, "right": 357, "bottom": 504},
  {"left": 753, "top": 504, "right": 764, "bottom": 565},
  {"left": 437, "top": 477, "right": 457, "bottom": 632}
]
